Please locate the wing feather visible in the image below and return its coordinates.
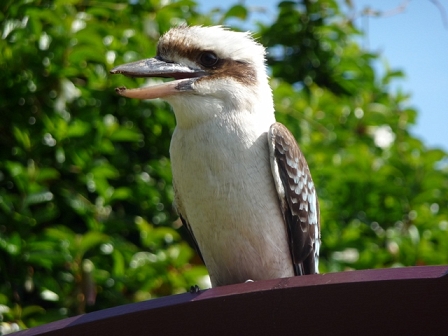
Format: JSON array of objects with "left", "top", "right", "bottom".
[{"left": 268, "top": 122, "right": 320, "bottom": 275}]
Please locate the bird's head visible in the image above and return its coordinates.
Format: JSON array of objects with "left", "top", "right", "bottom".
[{"left": 111, "top": 25, "right": 274, "bottom": 128}]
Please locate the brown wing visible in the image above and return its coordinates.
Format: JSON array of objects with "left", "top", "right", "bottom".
[{"left": 268, "top": 122, "right": 320, "bottom": 275}]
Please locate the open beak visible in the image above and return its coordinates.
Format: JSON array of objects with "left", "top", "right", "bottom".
[{"left": 110, "top": 57, "right": 206, "bottom": 99}]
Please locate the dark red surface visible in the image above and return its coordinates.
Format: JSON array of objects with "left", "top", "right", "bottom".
[{"left": 13, "top": 266, "right": 448, "bottom": 336}]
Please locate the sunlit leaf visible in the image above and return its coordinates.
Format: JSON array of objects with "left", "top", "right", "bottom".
[{"left": 109, "top": 128, "right": 143, "bottom": 142}]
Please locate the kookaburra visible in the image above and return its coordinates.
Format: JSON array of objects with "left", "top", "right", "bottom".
[{"left": 111, "top": 25, "right": 320, "bottom": 287}]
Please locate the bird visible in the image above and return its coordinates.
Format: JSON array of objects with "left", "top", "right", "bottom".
[{"left": 111, "top": 25, "right": 320, "bottom": 287}]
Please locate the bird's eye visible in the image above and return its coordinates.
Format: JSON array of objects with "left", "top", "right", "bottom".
[{"left": 199, "top": 51, "right": 219, "bottom": 68}]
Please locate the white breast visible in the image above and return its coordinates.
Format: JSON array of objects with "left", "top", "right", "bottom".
[{"left": 170, "top": 112, "right": 295, "bottom": 286}]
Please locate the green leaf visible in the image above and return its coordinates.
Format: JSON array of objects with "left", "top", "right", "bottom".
[
  {"left": 109, "top": 127, "right": 143, "bottom": 142},
  {"left": 112, "top": 250, "right": 125, "bottom": 276},
  {"left": 78, "top": 232, "right": 109, "bottom": 257},
  {"left": 13, "top": 127, "right": 31, "bottom": 150},
  {"left": 0, "top": 232, "right": 22, "bottom": 256},
  {"left": 66, "top": 120, "right": 91, "bottom": 138},
  {"left": 21, "top": 305, "right": 45, "bottom": 319},
  {"left": 24, "top": 191, "right": 54, "bottom": 206},
  {"left": 90, "top": 164, "right": 119, "bottom": 179},
  {"left": 223, "top": 5, "right": 248, "bottom": 20},
  {"left": 110, "top": 187, "right": 132, "bottom": 201},
  {"left": 36, "top": 167, "right": 60, "bottom": 182},
  {"left": 68, "top": 46, "right": 105, "bottom": 64}
]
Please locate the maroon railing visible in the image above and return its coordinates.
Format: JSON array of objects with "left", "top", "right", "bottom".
[{"left": 14, "top": 265, "right": 448, "bottom": 335}]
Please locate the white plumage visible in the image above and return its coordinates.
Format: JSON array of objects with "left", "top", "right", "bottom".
[{"left": 111, "top": 25, "right": 320, "bottom": 287}]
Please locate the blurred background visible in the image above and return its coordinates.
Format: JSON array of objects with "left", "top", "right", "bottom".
[{"left": 1, "top": 0, "right": 447, "bottom": 332}]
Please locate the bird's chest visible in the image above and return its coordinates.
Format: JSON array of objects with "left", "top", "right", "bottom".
[
  {"left": 170, "top": 121, "right": 286, "bottom": 240},
  {"left": 170, "top": 124, "right": 272, "bottom": 211},
  {"left": 170, "top": 124, "right": 293, "bottom": 286}
]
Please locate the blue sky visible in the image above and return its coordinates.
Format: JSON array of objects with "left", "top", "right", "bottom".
[{"left": 197, "top": 0, "right": 448, "bottom": 151}]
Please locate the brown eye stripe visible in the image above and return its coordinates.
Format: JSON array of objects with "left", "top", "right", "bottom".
[{"left": 157, "top": 40, "right": 256, "bottom": 86}]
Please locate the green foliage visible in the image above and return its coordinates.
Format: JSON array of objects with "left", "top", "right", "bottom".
[{"left": 1, "top": 0, "right": 447, "bottom": 331}]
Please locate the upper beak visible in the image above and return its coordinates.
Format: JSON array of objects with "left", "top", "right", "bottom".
[{"left": 110, "top": 57, "right": 206, "bottom": 99}]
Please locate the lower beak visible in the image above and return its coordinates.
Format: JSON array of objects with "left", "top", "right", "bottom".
[{"left": 110, "top": 57, "right": 206, "bottom": 99}]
